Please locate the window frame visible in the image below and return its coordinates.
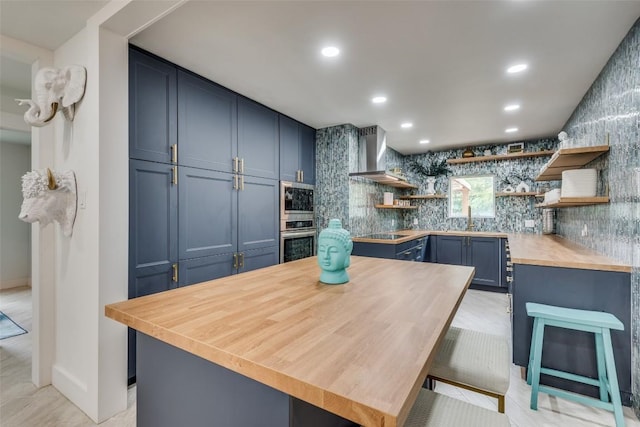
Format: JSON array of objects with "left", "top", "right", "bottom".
[{"left": 448, "top": 174, "right": 496, "bottom": 218}]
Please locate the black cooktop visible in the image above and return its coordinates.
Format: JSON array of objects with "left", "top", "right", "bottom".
[{"left": 365, "top": 233, "right": 406, "bottom": 240}]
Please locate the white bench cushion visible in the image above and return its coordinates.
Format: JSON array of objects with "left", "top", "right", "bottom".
[
  {"left": 405, "top": 389, "right": 511, "bottom": 427},
  {"left": 429, "top": 327, "right": 510, "bottom": 394}
]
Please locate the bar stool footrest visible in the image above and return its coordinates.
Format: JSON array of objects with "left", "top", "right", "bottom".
[
  {"left": 538, "top": 385, "right": 615, "bottom": 412},
  {"left": 539, "top": 367, "right": 603, "bottom": 388}
]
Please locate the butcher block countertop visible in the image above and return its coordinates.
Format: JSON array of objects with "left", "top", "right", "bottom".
[
  {"left": 507, "top": 234, "right": 631, "bottom": 273},
  {"left": 352, "top": 229, "right": 507, "bottom": 244},
  {"left": 105, "top": 256, "right": 474, "bottom": 427}
]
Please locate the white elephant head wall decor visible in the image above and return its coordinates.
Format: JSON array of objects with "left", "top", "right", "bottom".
[
  {"left": 19, "top": 168, "right": 78, "bottom": 237},
  {"left": 15, "top": 65, "right": 86, "bottom": 127}
]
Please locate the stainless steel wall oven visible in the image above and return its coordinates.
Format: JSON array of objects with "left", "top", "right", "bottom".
[{"left": 280, "top": 181, "right": 315, "bottom": 263}]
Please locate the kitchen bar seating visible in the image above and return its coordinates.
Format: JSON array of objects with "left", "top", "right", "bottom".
[
  {"left": 428, "top": 327, "right": 510, "bottom": 412},
  {"left": 526, "top": 302, "right": 625, "bottom": 427},
  {"left": 404, "top": 388, "right": 510, "bottom": 427}
]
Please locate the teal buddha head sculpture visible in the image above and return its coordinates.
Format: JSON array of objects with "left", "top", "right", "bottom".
[{"left": 317, "top": 219, "right": 353, "bottom": 285}]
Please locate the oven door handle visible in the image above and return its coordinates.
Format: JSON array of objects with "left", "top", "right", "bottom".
[{"left": 280, "top": 230, "right": 317, "bottom": 238}]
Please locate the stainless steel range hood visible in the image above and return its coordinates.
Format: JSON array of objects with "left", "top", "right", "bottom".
[{"left": 348, "top": 126, "right": 416, "bottom": 188}]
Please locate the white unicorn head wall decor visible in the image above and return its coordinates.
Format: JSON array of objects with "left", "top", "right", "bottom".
[
  {"left": 15, "top": 65, "right": 86, "bottom": 127},
  {"left": 19, "top": 168, "right": 77, "bottom": 237}
]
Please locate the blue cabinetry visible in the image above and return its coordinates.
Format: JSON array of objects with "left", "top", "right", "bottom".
[
  {"left": 129, "top": 48, "right": 177, "bottom": 164},
  {"left": 238, "top": 97, "right": 279, "bottom": 179},
  {"left": 434, "top": 235, "right": 504, "bottom": 288},
  {"left": 352, "top": 237, "right": 427, "bottom": 262},
  {"left": 178, "top": 167, "right": 237, "bottom": 260},
  {"left": 128, "top": 159, "right": 178, "bottom": 381},
  {"left": 178, "top": 70, "right": 237, "bottom": 172},
  {"left": 279, "top": 115, "right": 316, "bottom": 184}
]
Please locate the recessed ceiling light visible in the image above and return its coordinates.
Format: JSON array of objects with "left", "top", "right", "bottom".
[
  {"left": 321, "top": 46, "right": 340, "bottom": 57},
  {"left": 401, "top": 122, "right": 413, "bottom": 129},
  {"left": 507, "top": 63, "right": 528, "bottom": 74},
  {"left": 505, "top": 127, "right": 519, "bottom": 133},
  {"left": 504, "top": 104, "right": 520, "bottom": 112},
  {"left": 372, "top": 96, "right": 387, "bottom": 104},
  {"left": 419, "top": 139, "right": 430, "bottom": 144}
]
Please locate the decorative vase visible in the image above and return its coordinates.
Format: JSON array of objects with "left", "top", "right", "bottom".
[
  {"left": 425, "top": 176, "right": 436, "bottom": 195},
  {"left": 516, "top": 181, "right": 530, "bottom": 193},
  {"left": 317, "top": 219, "right": 353, "bottom": 285}
]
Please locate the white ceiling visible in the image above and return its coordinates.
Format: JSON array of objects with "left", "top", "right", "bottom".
[
  {"left": 0, "top": 0, "right": 108, "bottom": 51},
  {"left": 1, "top": 1, "right": 638, "bottom": 154}
]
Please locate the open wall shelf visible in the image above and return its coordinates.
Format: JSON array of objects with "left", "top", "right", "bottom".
[
  {"left": 398, "top": 194, "right": 447, "bottom": 199},
  {"left": 374, "top": 204, "right": 418, "bottom": 210},
  {"left": 496, "top": 192, "right": 541, "bottom": 197},
  {"left": 535, "top": 196, "right": 609, "bottom": 208},
  {"left": 536, "top": 145, "right": 609, "bottom": 181},
  {"left": 447, "top": 150, "right": 554, "bottom": 165}
]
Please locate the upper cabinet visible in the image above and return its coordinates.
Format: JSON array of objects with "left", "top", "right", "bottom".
[
  {"left": 279, "top": 114, "right": 316, "bottom": 185},
  {"left": 178, "top": 70, "right": 238, "bottom": 173},
  {"left": 129, "top": 48, "right": 177, "bottom": 164},
  {"left": 238, "top": 97, "right": 279, "bottom": 180}
]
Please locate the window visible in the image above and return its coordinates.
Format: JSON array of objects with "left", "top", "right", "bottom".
[{"left": 449, "top": 175, "right": 495, "bottom": 217}]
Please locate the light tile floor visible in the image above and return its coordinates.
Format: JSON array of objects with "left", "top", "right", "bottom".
[{"left": 1, "top": 286, "right": 638, "bottom": 426}]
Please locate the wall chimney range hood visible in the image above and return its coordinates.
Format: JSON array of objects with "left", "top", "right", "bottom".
[{"left": 348, "top": 126, "right": 417, "bottom": 189}]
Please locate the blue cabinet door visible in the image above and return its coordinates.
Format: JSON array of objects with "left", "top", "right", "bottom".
[
  {"left": 299, "top": 124, "right": 316, "bottom": 185},
  {"left": 467, "top": 237, "right": 502, "bottom": 287},
  {"left": 239, "top": 246, "right": 280, "bottom": 273},
  {"left": 238, "top": 97, "right": 279, "bottom": 180},
  {"left": 179, "top": 253, "right": 236, "bottom": 287},
  {"left": 179, "top": 167, "right": 237, "bottom": 260},
  {"left": 435, "top": 235, "right": 466, "bottom": 266},
  {"left": 128, "top": 159, "right": 177, "bottom": 383},
  {"left": 279, "top": 115, "right": 299, "bottom": 182},
  {"left": 129, "top": 48, "right": 176, "bottom": 164},
  {"left": 129, "top": 159, "right": 177, "bottom": 298},
  {"left": 178, "top": 70, "right": 237, "bottom": 172},
  {"left": 238, "top": 175, "right": 279, "bottom": 252}
]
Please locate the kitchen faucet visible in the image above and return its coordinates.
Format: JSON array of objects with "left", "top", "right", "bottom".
[{"left": 467, "top": 206, "right": 475, "bottom": 231}]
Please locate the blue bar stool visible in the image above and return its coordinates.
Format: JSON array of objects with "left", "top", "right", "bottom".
[{"left": 526, "top": 302, "right": 625, "bottom": 427}]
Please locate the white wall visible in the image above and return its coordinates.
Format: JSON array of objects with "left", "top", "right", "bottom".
[
  {"left": 1, "top": 1, "right": 185, "bottom": 422},
  {"left": 0, "top": 141, "right": 31, "bottom": 288}
]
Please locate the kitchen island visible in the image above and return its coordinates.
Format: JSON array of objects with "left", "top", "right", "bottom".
[{"left": 105, "top": 256, "right": 474, "bottom": 427}]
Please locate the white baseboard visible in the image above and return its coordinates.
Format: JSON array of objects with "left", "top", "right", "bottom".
[
  {"left": 0, "top": 278, "right": 31, "bottom": 290},
  {"left": 52, "top": 364, "right": 95, "bottom": 421}
]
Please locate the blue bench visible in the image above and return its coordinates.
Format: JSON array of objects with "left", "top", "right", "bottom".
[{"left": 526, "top": 302, "right": 624, "bottom": 427}]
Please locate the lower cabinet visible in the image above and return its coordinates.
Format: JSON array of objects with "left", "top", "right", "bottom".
[
  {"left": 352, "top": 237, "right": 427, "bottom": 262},
  {"left": 434, "top": 236, "right": 504, "bottom": 288}
]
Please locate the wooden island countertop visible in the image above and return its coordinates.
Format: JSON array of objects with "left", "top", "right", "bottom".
[{"left": 106, "top": 256, "right": 474, "bottom": 427}]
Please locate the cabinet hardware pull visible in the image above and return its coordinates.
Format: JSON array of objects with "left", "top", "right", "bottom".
[
  {"left": 239, "top": 253, "right": 244, "bottom": 268},
  {"left": 172, "top": 166, "right": 178, "bottom": 185},
  {"left": 506, "top": 267, "right": 513, "bottom": 272},
  {"left": 239, "top": 158, "right": 244, "bottom": 174},
  {"left": 296, "top": 170, "right": 300, "bottom": 182},
  {"left": 507, "top": 261, "right": 513, "bottom": 266},
  {"left": 170, "top": 144, "right": 178, "bottom": 163},
  {"left": 240, "top": 175, "right": 244, "bottom": 191},
  {"left": 172, "top": 263, "right": 178, "bottom": 283},
  {"left": 507, "top": 276, "right": 513, "bottom": 283},
  {"left": 233, "top": 253, "right": 238, "bottom": 269},
  {"left": 233, "top": 174, "right": 238, "bottom": 190},
  {"left": 301, "top": 170, "right": 304, "bottom": 182},
  {"left": 233, "top": 157, "right": 239, "bottom": 173}
]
